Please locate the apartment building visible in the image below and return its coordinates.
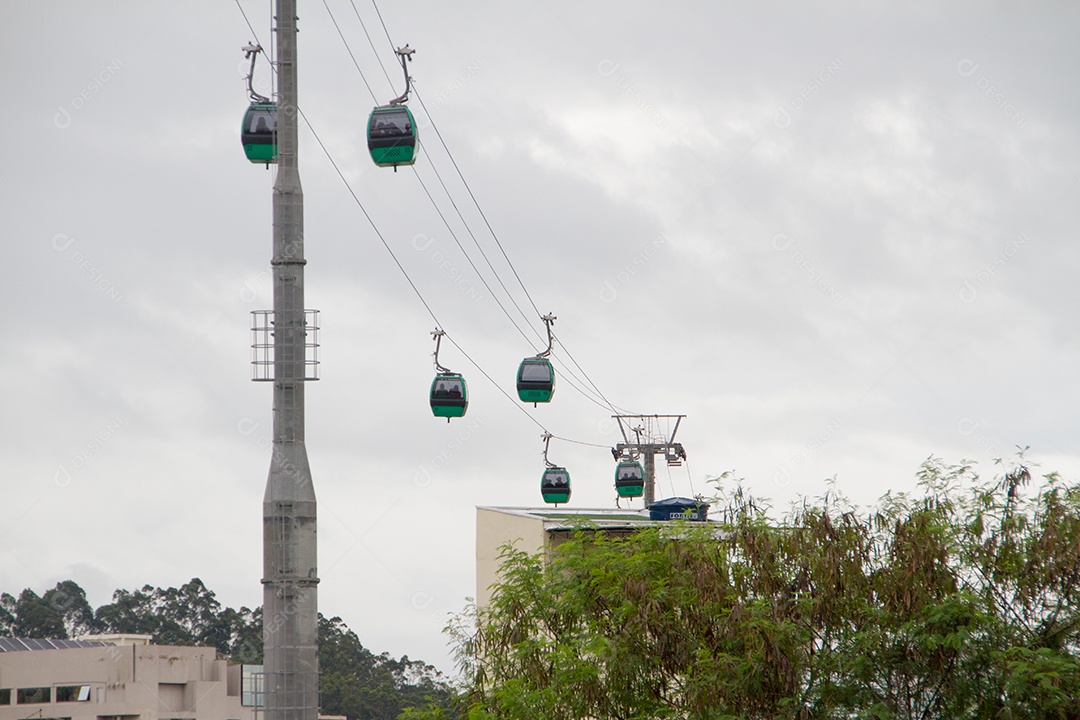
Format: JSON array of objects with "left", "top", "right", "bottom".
[{"left": 0, "top": 635, "right": 260, "bottom": 720}]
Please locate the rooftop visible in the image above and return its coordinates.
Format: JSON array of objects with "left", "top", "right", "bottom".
[
  {"left": 0, "top": 638, "right": 116, "bottom": 653},
  {"left": 478, "top": 503, "right": 716, "bottom": 531}
]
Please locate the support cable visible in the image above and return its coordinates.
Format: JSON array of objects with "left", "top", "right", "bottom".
[
  {"left": 414, "top": 153, "right": 543, "bottom": 343},
  {"left": 409, "top": 168, "right": 537, "bottom": 349},
  {"left": 363, "top": 0, "right": 634, "bottom": 417},
  {"left": 290, "top": 103, "right": 626, "bottom": 439},
  {"left": 321, "top": 0, "right": 379, "bottom": 104},
  {"left": 238, "top": 0, "right": 632, "bottom": 450},
  {"left": 411, "top": 87, "right": 544, "bottom": 318},
  {"left": 321, "top": 2, "right": 542, "bottom": 348},
  {"left": 348, "top": 0, "right": 396, "bottom": 91},
  {"left": 347, "top": 0, "right": 552, "bottom": 351},
  {"left": 367, "top": 0, "right": 543, "bottom": 317},
  {"left": 328, "top": 3, "right": 629, "bottom": 414},
  {"left": 297, "top": 109, "right": 554, "bottom": 435}
]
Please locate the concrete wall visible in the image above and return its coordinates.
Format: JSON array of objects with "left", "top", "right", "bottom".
[
  {"left": 0, "top": 642, "right": 256, "bottom": 720},
  {"left": 475, "top": 508, "right": 549, "bottom": 608}
]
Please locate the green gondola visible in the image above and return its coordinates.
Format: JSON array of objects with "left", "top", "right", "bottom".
[
  {"left": 430, "top": 372, "right": 468, "bottom": 419},
  {"left": 367, "top": 105, "right": 418, "bottom": 168},
  {"left": 368, "top": 46, "right": 419, "bottom": 170},
  {"left": 541, "top": 466, "right": 571, "bottom": 505},
  {"left": 615, "top": 460, "right": 645, "bottom": 498},
  {"left": 239, "top": 45, "right": 277, "bottom": 166},
  {"left": 241, "top": 102, "right": 278, "bottom": 165},
  {"left": 516, "top": 357, "right": 555, "bottom": 404}
]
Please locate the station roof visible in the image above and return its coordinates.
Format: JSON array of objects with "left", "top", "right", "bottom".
[{"left": 478, "top": 505, "right": 717, "bottom": 532}]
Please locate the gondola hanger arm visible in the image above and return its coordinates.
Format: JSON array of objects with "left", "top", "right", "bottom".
[
  {"left": 388, "top": 45, "right": 415, "bottom": 106},
  {"left": 536, "top": 313, "right": 557, "bottom": 358},
  {"left": 431, "top": 327, "right": 452, "bottom": 374},
  {"left": 541, "top": 431, "right": 556, "bottom": 468},
  {"left": 242, "top": 43, "right": 270, "bottom": 104}
]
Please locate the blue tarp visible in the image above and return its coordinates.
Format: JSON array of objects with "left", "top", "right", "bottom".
[{"left": 648, "top": 497, "right": 709, "bottom": 521}]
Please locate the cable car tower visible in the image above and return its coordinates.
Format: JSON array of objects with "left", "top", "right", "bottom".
[
  {"left": 611, "top": 415, "right": 687, "bottom": 507},
  {"left": 249, "top": 5, "right": 319, "bottom": 720}
]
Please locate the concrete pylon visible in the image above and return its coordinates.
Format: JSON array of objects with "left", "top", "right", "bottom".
[{"left": 262, "top": 4, "right": 319, "bottom": 720}]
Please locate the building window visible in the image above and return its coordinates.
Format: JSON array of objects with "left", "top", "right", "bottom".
[
  {"left": 241, "top": 665, "right": 264, "bottom": 707},
  {"left": 18, "top": 687, "right": 52, "bottom": 704},
  {"left": 56, "top": 686, "right": 92, "bottom": 703},
  {"left": 0, "top": 688, "right": 10, "bottom": 705}
]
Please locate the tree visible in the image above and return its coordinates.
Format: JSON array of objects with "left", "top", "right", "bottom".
[
  {"left": 43, "top": 580, "right": 98, "bottom": 638},
  {"left": 0, "top": 582, "right": 97, "bottom": 640},
  {"left": 0, "top": 594, "right": 14, "bottom": 635},
  {"left": 94, "top": 578, "right": 259, "bottom": 656},
  {"left": 319, "top": 614, "right": 459, "bottom": 720},
  {"left": 448, "top": 455, "right": 1080, "bottom": 719},
  {"left": 10, "top": 589, "right": 68, "bottom": 639},
  {"left": 93, "top": 584, "right": 167, "bottom": 638}
]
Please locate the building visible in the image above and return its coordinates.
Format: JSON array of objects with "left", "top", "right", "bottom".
[
  {"left": 476, "top": 502, "right": 714, "bottom": 607},
  {"left": 0, "top": 635, "right": 260, "bottom": 720}
]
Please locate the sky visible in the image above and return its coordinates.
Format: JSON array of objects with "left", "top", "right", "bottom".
[{"left": 3, "top": 1, "right": 1079, "bottom": 676}]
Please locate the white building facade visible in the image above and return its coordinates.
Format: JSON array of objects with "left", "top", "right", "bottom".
[{"left": 0, "top": 635, "right": 259, "bottom": 720}]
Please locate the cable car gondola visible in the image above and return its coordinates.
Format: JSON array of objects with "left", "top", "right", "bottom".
[
  {"left": 539, "top": 432, "right": 570, "bottom": 504},
  {"left": 428, "top": 329, "right": 468, "bottom": 421},
  {"left": 368, "top": 105, "right": 417, "bottom": 169},
  {"left": 541, "top": 466, "right": 571, "bottom": 505},
  {"left": 614, "top": 460, "right": 645, "bottom": 498},
  {"left": 517, "top": 313, "right": 557, "bottom": 405},
  {"left": 367, "top": 46, "right": 418, "bottom": 170},
  {"left": 240, "top": 44, "right": 277, "bottom": 165},
  {"left": 242, "top": 102, "right": 278, "bottom": 165},
  {"left": 516, "top": 357, "right": 555, "bottom": 404},
  {"left": 430, "top": 373, "right": 467, "bottom": 419}
]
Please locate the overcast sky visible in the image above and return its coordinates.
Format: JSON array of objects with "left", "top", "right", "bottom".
[{"left": 3, "top": 1, "right": 1079, "bottom": 675}]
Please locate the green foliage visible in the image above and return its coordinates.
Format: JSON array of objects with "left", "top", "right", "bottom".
[
  {"left": 8, "top": 589, "right": 67, "bottom": 638},
  {"left": 0, "top": 581, "right": 96, "bottom": 639},
  {"left": 451, "top": 454, "right": 1080, "bottom": 719},
  {"left": 319, "top": 614, "right": 459, "bottom": 720},
  {"left": 45, "top": 580, "right": 97, "bottom": 637},
  {"left": 91, "top": 577, "right": 259, "bottom": 655}
]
